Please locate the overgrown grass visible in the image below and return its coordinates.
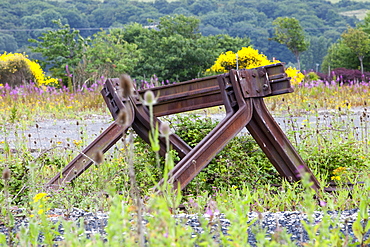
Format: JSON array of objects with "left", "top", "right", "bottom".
[
  {"left": 0, "top": 82, "right": 108, "bottom": 125},
  {"left": 0, "top": 79, "right": 370, "bottom": 246}
]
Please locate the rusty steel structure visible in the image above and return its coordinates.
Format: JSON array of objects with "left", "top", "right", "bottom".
[{"left": 46, "top": 63, "right": 322, "bottom": 191}]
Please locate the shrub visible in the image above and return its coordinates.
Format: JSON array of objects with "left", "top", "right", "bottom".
[
  {"left": 318, "top": 67, "right": 370, "bottom": 83},
  {"left": 286, "top": 67, "right": 304, "bottom": 85},
  {"left": 304, "top": 71, "right": 320, "bottom": 82},
  {"left": 301, "top": 140, "right": 367, "bottom": 183},
  {"left": 0, "top": 53, "right": 33, "bottom": 86},
  {"left": 207, "top": 47, "right": 304, "bottom": 86},
  {"left": 0, "top": 52, "right": 58, "bottom": 86},
  {"left": 132, "top": 114, "right": 279, "bottom": 195}
]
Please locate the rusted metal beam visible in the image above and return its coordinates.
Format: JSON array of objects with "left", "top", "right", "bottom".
[
  {"left": 156, "top": 70, "right": 253, "bottom": 190},
  {"left": 45, "top": 122, "right": 128, "bottom": 188},
  {"left": 46, "top": 63, "right": 322, "bottom": 192},
  {"left": 157, "top": 67, "right": 320, "bottom": 191},
  {"left": 143, "top": 75, "right": 223, "bottom": 116},
  {"left": 246, "top": 98, "right": 320, "bottom": 190},
  {"left": 105, "top": 78, "right": 192, "bottom": 159}
]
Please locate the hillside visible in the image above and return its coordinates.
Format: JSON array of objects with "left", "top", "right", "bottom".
[
  {"left": 0, "top": 0, "right": 369, "bottom": 71},
  {"left": 340, "top": 9, "right": 369, "bottom": 19}
]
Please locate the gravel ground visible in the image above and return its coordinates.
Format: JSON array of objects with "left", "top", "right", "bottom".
[
  {"left": 2, "top": 107, "right": 369, "bottom": 152},
  {"left": 1, "top": 115, "right": 112, "bottom": 152},
  {"left": 1, "top": 207, "right": 369, "bottom": 246}
]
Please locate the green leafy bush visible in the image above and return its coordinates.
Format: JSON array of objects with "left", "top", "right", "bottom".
[
  {"left": 0, "top": 154, "right": 31, "bottom": 204},
  {"left": 300, "top": 140, "right": 368, "bottom": 183},
  {"left": 304, "top": 71, "right": 320, "bottom": 82},
  {"left": 132, "top": 114, "right": 279, "bottom": 195}
]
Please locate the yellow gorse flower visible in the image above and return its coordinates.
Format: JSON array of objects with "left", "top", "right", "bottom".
[
  {"left": 73, "top": 139, "right": 83, "bottom": 146},
  {"left": 285, "top": 67, "right": 304, "bottom": 86},
  {"left": 0, "top": 52, "right": 58, "bottom": 86},
  {"left": 207, "top": 47, "right": 304, "bottom": 85}
]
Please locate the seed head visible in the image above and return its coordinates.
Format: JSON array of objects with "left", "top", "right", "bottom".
[
  {"left": 119, "top": 74, "right": 134, "bottom": 98},
  {"left": 95, "top": 150, "right": 104, "bottom": 164},
  {"left": 2, "top": 167, "right": 11, "bottom": 180},
  {"left": 116, "top": 106, "right": 132, "bottom": 127},
  {"left": 159, "top": 122, "right": 172, "bottom": 136},
  {"left": 143, "top": 90, "right": 157, "bottom": 106}
]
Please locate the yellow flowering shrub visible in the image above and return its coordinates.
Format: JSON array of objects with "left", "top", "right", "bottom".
[
  {"left": 285, "top": 67, "right": 304, "bottom": 86},
  {"left": 208, "top": 47, "right": 304, "bottom": 85},
  {"left": 0, "top": 52, "right": 58, "bottom": 86}
]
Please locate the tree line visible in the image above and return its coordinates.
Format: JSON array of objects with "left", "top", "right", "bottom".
[
  {"left": 1, "top": 0, "right": 369, "bottom": 79},
  {"left": 29, "top": 16, "right": 249, "bottom": 85}
]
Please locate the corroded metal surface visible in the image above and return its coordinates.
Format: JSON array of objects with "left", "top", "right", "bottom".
[{"left": 46, "top": 63, "right": 321, "bottom": 191}]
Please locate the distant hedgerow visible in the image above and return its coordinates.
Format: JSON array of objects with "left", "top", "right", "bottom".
[{"left": 318, "top": 67, "right": 370, "bottom": 83}]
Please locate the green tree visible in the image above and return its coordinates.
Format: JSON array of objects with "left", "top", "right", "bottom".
[
  {"left": 301, "top": 35, "right": 333, "bottom": 71},
  {"left": 341, "top": 27, "right": 370, "bottom": 74},
  {"left": 28, "top": 20, "right": 88, "bottom": 84},
  {"left": 357, "top": 11, "right": 370, "bottom": 34},
  {"left": 271, "top": 17, "right": 309, "bottom": 71},
  {"left": 0, "top": 33, "right": 18, "bottom": 53},
  {"left": 75, "top": 29, "right": 141, "bottom": 84},
  {"left": 155, "top": 14, "right": 201, "bottom": 39},
  {"left": 125, "top": 15, "right": 249, "bottom": 82},
  {"left": 321, "top": 41, "right": 358, "bottom": 75}
]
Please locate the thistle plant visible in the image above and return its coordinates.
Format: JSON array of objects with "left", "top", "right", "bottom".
[
  {"left": 143, "top": 90, "right": 160, "bottom": 163},
  {"left": 1, "top": 166, "right": 14, "bottom": 246},
  {"left": 118, "top": 73, "right": 145, "bottom": 246}
]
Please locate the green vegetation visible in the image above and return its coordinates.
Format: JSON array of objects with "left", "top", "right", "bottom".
[
  {"left": 0, "top": 0, "right": 369, "bottom": 72},
  {"left": 272, "top": 17, "right": 309, "bottom": 71},
  {"left": 0, "top": 0, "right": 370, "bottom": 245},
  {"left": 28, "top": 20, "right": 88, "bottom": 85},
  {"left": 1, "top": 73, "right": 370, "bottom": 245},
  {"left": 322, "top": 11, "right": 370, "bottom": 74},
  {"left": 4, "top": 15, "right": 248, "bottom": 86}
]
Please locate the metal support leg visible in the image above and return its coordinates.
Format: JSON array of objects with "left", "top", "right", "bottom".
[{"left": 246, "top": 98, "right": 320, "bottom": 190}]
